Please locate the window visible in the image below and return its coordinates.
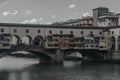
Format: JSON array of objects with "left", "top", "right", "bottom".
[
  {"left": 90, "top": 31, "right": 93, "bottom": 34},
  {"left": 112, "top": 31, "right": 114, "bottom": 34},
  {"left": 26, "top": 29, "right": 29, "bottom": 33},
  {"left": 70, "top": 31, "right": 73, "bottom": 34},
  {"left": 54, "top": 44, "right": 58, "bottom": 47},
  {"left": 38, "top": 30, "right": 40, "bottom": 33},
  {"left": 91, "top": 45, "right": 93, "bottom": 47},
  {"left": 99, "top": 31, "right": 102, "bottom": 35},
  {"left": 91, "top": 40, "right": 93, "bottom": 43},
  {"left": 13, "top": 29, "right": 17, "bottom": 33},
  {"left": 49, "top": 30, "right": 52, "bottom": 34},
  {"left": 81, "top": 31, "right": 83, "bottom": 35},
  {"left": 86, "top": 45, "right": 88, "bottom": 47},
  {"left": 96, "top": 45, "right": 99, "bottom": 47},
  {"left": 1, "top": 28, "right": 4, "bottom": 32},
  {"left": 101, "top": 37, "right": 104, "bottom": 40},
  {"left": 60, "top": 30, "right": 63, "bottom": 34}
]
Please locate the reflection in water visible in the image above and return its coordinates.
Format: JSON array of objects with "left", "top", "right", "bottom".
[
  {"left": 0, "top": 56, "right": 120, "bottom": 80},
  {"left": 21, "top": 71, "right": 30, "bottom": 80},
  {"left": 9, "top": 71, "right": 30, "bottom": 80},
  {"left": 9, "top": 72, "right": 17, "bottom": 80},
  {"left": 0, "top": 56, "right": 39, "bottom": 70},
  {"left": 63, "top": 60, "right": 81, "bottom": 68}
]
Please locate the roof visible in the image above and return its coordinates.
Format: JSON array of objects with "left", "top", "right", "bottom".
[
  {"left": 93, "top": 7, "right": 109, "bottom": 10},
  {"left": 0, "top": 23, "right": 109, "bottom": 29},
  {"left": 52, "top": 34, "right": 74, "bottom": 36},
  {"left": 98, "top": 16, "right": 119, "bottom": 19}
]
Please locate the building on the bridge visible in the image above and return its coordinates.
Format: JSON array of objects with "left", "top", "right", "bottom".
[
  {"left": 45, "top": 33, "right": 74, "bottom": 49},
  {"left": 0, "top": 7, "right": 119, "bottom": 52},
  {"left": 99, "top": 29, "right": 111, "bottom": 50},
  {"left": 44, "top": 26, "right": 111, "bottom": 51},
  {"left": 0, "top": 33, "right": 11, "bottom": 47}
]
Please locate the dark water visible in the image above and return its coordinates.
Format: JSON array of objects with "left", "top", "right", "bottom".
[{"left": 0, "top": 56, "right": 120, "bottom": 80}]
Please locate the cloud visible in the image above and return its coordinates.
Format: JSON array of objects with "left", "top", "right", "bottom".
[
  {"left": 23, "top": 10, "right": 32, "bottom": 15},
  {"left": 68, "top": 4, "right": 76, "bottom": 8},
  {"left": 22, "top": 18, "right": 43, "bottom": 24},
  {"left": 75, "top": 12, "right": 79, "bottom": 15},
  {"left": 3, "top": 10, "right": 18, "bottom": 16},
  {"left": 82, "top": 13, "right": 92, "bottom": 17},
  {"left": 38, "top": 18, "right": 43, "bottom": 21},
  {"left": 0, "top": 0, "right": 7, "bottom": 4},
  {"left": 46, "top": 22, "right": 52, "bottom": 24},
  {"left": 23, "top": 18, "right": 37, "bottom": 23},
  {"left": 52, "top": 15, "right": 56, "bottom": 18}
]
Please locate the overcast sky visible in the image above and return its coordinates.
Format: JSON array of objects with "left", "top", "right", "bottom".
[{"left": 0, "top": 0, "right": 119, "bottom": 24}]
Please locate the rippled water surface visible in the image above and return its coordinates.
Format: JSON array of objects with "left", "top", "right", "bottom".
[{"left": 0, "top": 56, "right": 120, "bottom": 80}]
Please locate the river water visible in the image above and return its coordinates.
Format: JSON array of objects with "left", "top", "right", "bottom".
[{"left": 0, "top": 56, "right": 120, "bottom": 80}]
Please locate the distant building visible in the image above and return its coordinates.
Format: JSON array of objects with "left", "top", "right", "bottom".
[
  {"left": 52, "top": 17, "right": 93, "bottom": 26},
  {"left": 77, "top": 17, "right": 93, "bottom": 26},
  {"left": 93, "top": 7, "right": 119, "bottom": 26},
  {"left": 52, "top": 19, "right": 79, "bottom": 26},
  {"left": 93, "top": 7, "right": 109, "bottom": 26},
  {"left": 52, "top": 7, "right": 119, "bottom": 27},
  {"left": 98, "top": 14, "right": 119, "bottom": 26},
  {"left": 117, "top": 13, "right": 120, "bottom": 25}
]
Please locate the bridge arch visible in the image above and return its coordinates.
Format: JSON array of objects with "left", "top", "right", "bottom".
[
  {"left": 33, "top": 35, "right": 44, "bottom": 47},
  {"left": 21, "top": 35, "right": 32, "bottom": 45},
  {"left": 26, "top": 49, "right": 53, "bottom": 63},
  {"left": 11, "top": 35, "right": 21, "bottom": 45},
  {"left": 111, "top": 36, "right": 115, "bottom": 51}
]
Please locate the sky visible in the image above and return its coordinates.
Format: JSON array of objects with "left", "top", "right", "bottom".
[{"left": 0, "top": 0, "right": 119, "bottom": 24}]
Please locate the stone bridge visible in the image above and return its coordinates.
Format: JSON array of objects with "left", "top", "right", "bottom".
[{"left": 0, "top": 45, "right": 65, "bottom": 64}]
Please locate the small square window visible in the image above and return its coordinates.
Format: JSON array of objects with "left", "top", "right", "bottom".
[
  {"left": 26, "top": 29, "right": 29, "bottom": 33},
  {"left": 81, "top": 31, "right": 83, "bottom": 34},
  {"left": 49, "top": 30, "right": 52, "bottom": 34},
  {"left": 112, "top": 31, "right": 114, "bottom": 34},
  {"left": 1, "top": 28, "right": 4, "bottom": 32},
  {"left": 13, "top": 29, "right": 17, "bottom": 33},
  {"left": 70, "top": 31, "right": 73, "bottom": 34},
  {"left": 60, "top": 30, "right": 63, "bottom": 34},
  {"left": 38, "top": 30, "right": 40, "bottom": 33}
]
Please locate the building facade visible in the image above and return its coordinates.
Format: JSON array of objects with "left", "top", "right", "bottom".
[
  {"left": 93, "top": 7, "right": 119, "bottom": 26},
  {"left": 0, "top": 23, "right": 115, "bottom": 52}
]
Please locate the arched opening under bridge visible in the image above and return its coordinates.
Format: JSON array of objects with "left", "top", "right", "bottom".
[
  {"left": 21, "top": 35, "right": 32, "bottom": 45},
  {"left": 34, "top": 35, "right": 44, "bottom": 47},
  {"left": 11, "top": 35, "right": 21, "bottom": 45}
]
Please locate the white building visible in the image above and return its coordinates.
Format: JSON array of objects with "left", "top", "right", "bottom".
[{"left": 98, "top": 15, "right": 119, "bottom": 26}]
